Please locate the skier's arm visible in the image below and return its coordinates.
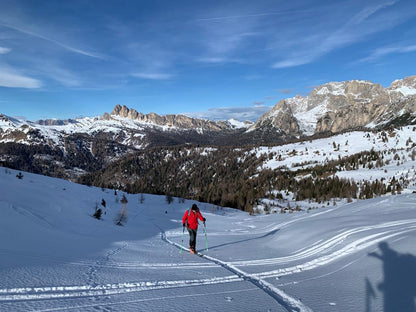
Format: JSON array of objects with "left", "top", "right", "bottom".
[
  {"left": 198, "top": 212, "right": 206, "bottom": 222},
  {"left": 182, "top": 211, "right": 188, "bottom": 226}
]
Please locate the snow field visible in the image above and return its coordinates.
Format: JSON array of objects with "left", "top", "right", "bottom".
[{"left": 1, "top": 168, "right": 416, "bottom": 311}]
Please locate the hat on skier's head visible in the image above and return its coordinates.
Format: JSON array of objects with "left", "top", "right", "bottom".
[{"left": 191, "top": 204, "right": 199, "bottom": 211}]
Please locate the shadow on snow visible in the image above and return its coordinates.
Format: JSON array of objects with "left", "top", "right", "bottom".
[
  {"left": 200, "top": 228, "right": 280, "bottom": 252},
  {"left": 366, "top": 242, "right": 416, "bottom": 312}
]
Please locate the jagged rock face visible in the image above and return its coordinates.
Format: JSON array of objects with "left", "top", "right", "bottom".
[
  {"left": 253, "top": 100, "right": 300, "bottom": 136},
  {"left": 314, "top": 81, "right": 390, "bottom": 133},
  {"left": 108, "top": 104, "right": 230, "bottom": 131},
  {"left": 389, "top": 76, "right": 416, "bottom": 93},
  {"left": 252, "top": 76, "right": 416, "bottom": 135}
]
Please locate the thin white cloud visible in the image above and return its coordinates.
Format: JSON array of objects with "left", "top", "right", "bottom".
[
  {"left": 0, "top": 47, "right": 11, "bottom": 54},
  {"left": 0, "top": 67, "right": 42, "bottom": 88},
  {"left": 273, "top": 58, "right": 312, "bottom": 69},
  {"left": 272, "top": 1, "right": 403, "bottom": 68},
  {"left": 359, "top": 44, "right": 416, "bottom": 63},
  {"left": 194, "top": 6, "right": 261, "bottom": 65},
  {"left": 198, "top": 57, "right": 228, "bottom": 64},
  {"left": 0, "top": 21, "right": 105, "bottom": 60},
  {"left": 195, "top": 11, "right": 294, "bottom": 22},
  {"left": 184, "top": 105, "right": 272, "bottom": 122},
  {"left": 38, "top": 65, "right": 82, "bottom": 87},
  {"left": 131, "top": 72, "right": 173, "bottom": 80}
]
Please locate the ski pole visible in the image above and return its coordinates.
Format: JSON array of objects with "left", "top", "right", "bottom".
[
  {"left": 203, "top": 221, "right": 208, "bottom": 252},
  {"left": 180, "top": 225, "right": 185, "bottom": 254}
]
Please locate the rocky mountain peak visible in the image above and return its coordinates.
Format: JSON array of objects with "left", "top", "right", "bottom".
[
  {"left": 111, "top": 104, "right": 142, "bottom": 120},
  {"left": 252, "top": 76, "right": 416, "bottom": 136},
  {"left": 107, "top": 104, "right": 232, "bottom": 131},
  {"left": 388, "top": 75, "right": 416, "bottom": 96},
  {"left": 251, "top": 99, "right": 300, "bottom": 136}
]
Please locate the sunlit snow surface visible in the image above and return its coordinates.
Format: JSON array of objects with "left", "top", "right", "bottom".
[{"left": 1, "top": 168, "right": 416, "bottom": 311}]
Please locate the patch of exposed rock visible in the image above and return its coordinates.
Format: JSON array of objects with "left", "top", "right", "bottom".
[
  {"left": 251, "top": 76, "right": 416, "bottom": 136},
  {"left": 107, "top": 104, "right": 231, "bottom": 131}
]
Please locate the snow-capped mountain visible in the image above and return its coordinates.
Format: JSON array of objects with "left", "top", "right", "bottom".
[
  {"left": 251, "top": 75, "right": 416, "bottom": 136},
  {"left": 0, "top": 106, "right": 253, "bottom": 179},
  {"left": 2, "top": 77, "right": 416, "bottom": 312},
  {"left": 1, "top": 75, "right": 416, "bottom": 182},
  {"left": 107, "top": 104, "right": 241, "bottom": 131},
  {"left": 0, "top": 105, "right": 248, "bottom": 148},
  {"left": 2, "top": 76, "right": 415, "bottom": 151}
]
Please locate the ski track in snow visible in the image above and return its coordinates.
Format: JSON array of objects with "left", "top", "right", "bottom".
[
  {"left": 229, "top": 219, "right": 416, "bottom": 267},
  {"left": 160, "top": 229, "right": 313, "bottom": 312},
  {"left": 67, "top": 260, "right": 217, "bottom": 270},
  {"left": 0, "top": 234, "right": 240, "bottom": 303},
  {"left": 252, "top": 226, "right": 416, "bottom": 280},
  {"left": 30, "top": 287, "right": 259, "bottom": 312},
  {"left": 1, "top": 206, "right": 415, "bottom": 311},
  {"left": 0, "top": 275, "right": 242, "bottom": 302},
  {"left": 161, "top": 217, "right": 416, "bottom": 312}
]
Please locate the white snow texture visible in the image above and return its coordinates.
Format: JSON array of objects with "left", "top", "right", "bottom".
[{"left": 1, "top": 130, "right": 416, "bottom": 311}]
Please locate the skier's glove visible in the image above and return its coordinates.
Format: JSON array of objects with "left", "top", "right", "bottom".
[
  {"left": 183, "top": 223, "right": 185, "bottom": 227},
  {"left": 203, "top": 218, "right": 206, "bottom": 222}
]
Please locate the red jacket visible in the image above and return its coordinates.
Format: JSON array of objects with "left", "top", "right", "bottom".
[{"left": 183, "top": 209, "right": 204, "bottom": 230}]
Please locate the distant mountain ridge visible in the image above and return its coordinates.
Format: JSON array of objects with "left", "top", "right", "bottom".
[
  {"left": 251, "top": 75, "right": 416, "bottom": 136},
  {"left": 1, "top": 75, "right": 416, "bottom": 180},
  {"left": 0, "top": 105, "right": 254, "bottom": 179},
  {"left": 1, "top": 75, "right": 415, "bottom": 146},
  {"left": 105, "top": 104, "right": 252, "bottom": 131}
]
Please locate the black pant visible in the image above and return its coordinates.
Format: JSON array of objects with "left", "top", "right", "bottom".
[{"left": 187, "top": 228, "right": 197, "bottom": 250}]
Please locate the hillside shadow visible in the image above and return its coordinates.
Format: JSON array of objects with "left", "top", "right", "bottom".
[{"left": 367, "top": 242, "right": 416, "bottom": 312}]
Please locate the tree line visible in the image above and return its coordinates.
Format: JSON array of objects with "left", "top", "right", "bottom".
[{"left": 78, "top": 145, "right": 405, "bottom": 213}]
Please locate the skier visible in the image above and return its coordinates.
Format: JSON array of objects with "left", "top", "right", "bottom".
[{"left": 182, "top": 204, "right": 206, "bottom": 253}]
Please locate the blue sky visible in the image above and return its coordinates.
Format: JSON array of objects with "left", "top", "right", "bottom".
[{"left": 0, "top": 0, "right": 415, "bottom": 122}]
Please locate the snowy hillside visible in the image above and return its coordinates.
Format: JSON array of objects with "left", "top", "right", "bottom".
[
  {"left": 1, "top": 168, "right": 416, "bottom": 311},
  {"left": 253, "top": 127, "right": 416, "bottom": 176},
  {"left": 0, "top": 114, "right": 148, "bottom": 147},
  {"left": 0, "top": 112, "right": 249, "bottom": 147}
]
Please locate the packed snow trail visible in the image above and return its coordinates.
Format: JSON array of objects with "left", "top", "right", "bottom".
[
  {"left": 161, "top": 212, "right": 416, "bottom": 312},
  {"left": 229, "top": 219, "right": 416, "bottom": 267},
  {"left": 160, "top": 228, "right": 313, "bottom": 312},
  {"left": 0, "top": 276, "right": 243, "bottom": 301},
  {"left": 253, "top": 226, "right": 416, "bottom": 279}
]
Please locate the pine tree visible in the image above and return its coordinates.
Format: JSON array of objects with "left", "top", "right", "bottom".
[{"left": 93, "top": 203, "right": 102, "bottom": 220}]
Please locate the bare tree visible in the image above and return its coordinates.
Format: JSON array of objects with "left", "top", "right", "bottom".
[{"left": 115, "top": 195, "right": 128, "bottom": 226}]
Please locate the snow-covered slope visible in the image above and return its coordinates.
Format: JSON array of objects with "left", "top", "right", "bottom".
[
  {"left": 253, "top": 127, "right": 416, "bottom": 169},
  {"left": 1, "top": 167, "right": 416, "bottom": 311},
  {"left": 0, "top": 114, "right": 150, "bottom": 147}
]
